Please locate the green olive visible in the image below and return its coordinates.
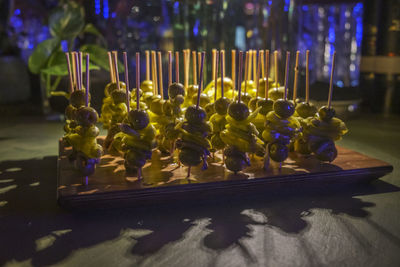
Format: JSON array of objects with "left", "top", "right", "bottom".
[
  {"left": 313, "top": 139, "right": 337, "bottom": 162},
  {"left": 318, "top": 106, "right": 336, "bottom": 122},
  {"left": 179, "top": 147, "right": 202, "bottom": 166},
  {"left": 125, "top": 149, "right": 146, "bottom": 168},
  {"left": 140, "top": 80, "right": 153, "bottom": 92},
  {"left": 185, "top": 105, "right": 206, "bottom": 124},
  {"left": 149, "top": 96, "right": 164, "bottom": 115},
  {"left": 256, "top": 99, "right": 274, "bottom": 115},
  {"left": 130, "top": 88, "right": 143, "bottom": 100},
  {"left": 228, "top": 102, "right": 249, "bottom": 121},
  {"left": 111, "top": 89, "right": 128, "bottom": 104},
  {"left": 214, "top": 97, "right": 231, "bottom": 115},
  {"left": 106, "top": 81, "right": 126, "bottom": 96},
  {"left": 248, "top": 96, "right": 262, "bottom": 112},
  {"left": 128, "top": 109, "right": 149, "bottom": 130},
  {"left": 225, "top": 156, "right": 246, "bottom": 173},
  {"left": 296, "top": 102, "right": 317, "bottom": 118},
  {"left": 268, "top": 87, "right": 284, "bottom": 101},
  {"left": 192, "top": 93, "right": 211, "bottom": 108},
  {"left": 273, "top": 99, "right": 295, "bottom": 119},
  {"left": 65, "top": 105, "right": 76, "bottom": 120},
  {"left": 172, "top": 95, "right": 185, "bottom": 106},
  {"left": 269, "top": 142, "right": 288, "bottom": 162},
  {"left": 186, "top": 85, "right": 198, "bottom": 97},
  {"left": 76, "top": 106, "right": 98, "bottom": 127},
  {"left": 162, "top": 101, "right": 174, "bottom": 116},
  {"left": 205, "top": 102, "right": 215, "bottom": 119},
  {"left": 168, "top": 82, "right": 185, "bottom": 98},
  {"left": 294, "top": 139, "right": 311, "bottom": 154},
  {"left": 70, "top": 90, "right": 88, "bottom": 108}
]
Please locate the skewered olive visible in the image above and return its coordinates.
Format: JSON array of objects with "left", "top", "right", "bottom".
[
  {"left": 225, "top": 156, "right": 247, "bottom": 173},
  {"left": 234, "top": 92, "right": 252, "bottom": 105},
  {"left": 187, "top": 85, "right": 198, "bottom": 97},
  {"left": 248, "top": 96, "right": 262, "bottom": 111},
  {"left": 185, "top": 105, "right": 207, "bottom": 123},
  {"left": 296, "top": 102, "right": 317, "bottom": 118},
  {"left": 140, "top": 80, "right": 153, "bottom": 92},
  {"left": 168, "top": 82, "right": 185, "bottom": 98},
  {"left": 256, "top": 99, "right": 274, "bottom": 115},
  {"left": 125, "top": 149, "right": 146, "bottom": 168},
  {"left": 162, "top": 101, "right": 174, "bottom": 116},
  {"left": 228, "top": 102, "right": 249, "bottom": 121},
  {"left": 128, "top": 109, "right": 149, "bottom": 130},
  {"left": 179, "top": 148, "right": 202, "bottom": 166},
  {"left": 273, "top": 99, "right": 295, "bottom": 119},
  {"left": 130, "top": 88, "right": 143, "bottom": 99},
  {"left": 111, "top": 89, "right": 128, "bottom": 104},
  {"left": 172, "top": 95, "right": 185, "bottom": 105},
  {"left": 70, "top": 90, "right": 88, "bottom": 108},
  {"left": 214, "top": 97, "right": 231, "bottom": 115},
  {"left": 76, "top": 107, "right": 98, "bottom": 127},
  {"left": 318, "top": 106, "right": 336, "bottom": 122},
  {"left": 269, "top": 142, "right": 288, "bottom": 162},
  {"left": 192, "top": 93, "right": 211, "bottom": 108},
  {"left": 313, "top": 139, "right": 337, "bottom": 162},
  {"left": 149, "top": 96, "right": 164, "bottom": 115},
  {"left": 205, "top": 102, "right": 215, "bottom": 119},
  {"left": 106, "top": 81, "right": 126, "bottom": 95},
  {"left": 65, "top": 105, "right": 76, "bottom": 120},
  {"left": 268, "top": 88, "right": 284, "bottom": 101}
]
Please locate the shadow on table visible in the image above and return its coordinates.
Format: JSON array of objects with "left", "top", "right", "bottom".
[{"left": 0, "top": 157, "right": 399, "bottom": 266}]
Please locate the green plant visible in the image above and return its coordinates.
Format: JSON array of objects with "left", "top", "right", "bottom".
[{"left": 28, "top": 1, "right": 121, "bottom": 97}]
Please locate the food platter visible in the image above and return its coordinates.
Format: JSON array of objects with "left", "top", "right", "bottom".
[{"left": 57, "top": 137, "right": 393, "bottom": 210}]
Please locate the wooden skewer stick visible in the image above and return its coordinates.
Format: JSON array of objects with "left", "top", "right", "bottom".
[
  {"left": 184, "top": 49, "right": 190, "bottom": 89},
  {"left": 214, "top": 50, "right": 219, "bottom": 102},
  {"left": 107, "top": 52, "right": 115, "bottom": 83},
  {"left": 247, "top": 50, "right": 252, "bottom": 81},
  {"left": 168, "top": 51, "right": 172, "bottom": 87},
  {"left": 256, "top": 51, "right": 261, "bottom": 98},
  {"left": 158, "top": 51, "right": 164, "bottom": 99},
  {"left": 293, "top": 50, "right": 300, "bottom": 102},
  {"left": 71, "top": 52, "right": 77, "bottom": 90},
  {"left": 74, "top": 52, "right": 81, "bottom": 91},
  {"left": 222, "top": 49, "right": 225, "bottom": 78},
  {"left": 123, "top": 52, "right": 130, "bottom": 112},
  {"left": 238, "top": 51, "right": 243, "bottom": 103},
  {"left": 151, "top": 51, "right": 158, "bottom": 95},
  {"left": 231, "top": 49, "right": 236, "bottom": 92},
  {"left": 244, "top": 51, "right": 249, "bottom": 94},
  {"left": 65, "top": 53, "right": 74, "bottom": 93},
  {"left": 145, "top": 50, "right": 150, "bottom": 81},
  {"left": 274, "top": 50, "right": 278, "bottom": 86},
  {"left": 284, "top": 51, "right": 290, "bottom": 100},
  {"left": 260, "top": 50, "right": 265, "bottom": 78},
  {"left": 182, "top": 50, "right": 187, "bottom": 88},
  {"left": 221, "top": 50, "right": 224, "bottom": 98},
  {"left": 305, "top": 50, "right": 310, "bottom": 103},
  {"left": 85, "top": 53, "right": 90, "bottom": 107},
  {"left": 136, "top": 52, "right": 140, "bottom": 111},
  {"left": 192, "top": 51, "right": 197, "bottom": 85},
  {"left": 175, "top": 51, "right": 180, "bottom": 83},
  {"left": 265, "top": 50, "right": 270, "bottom": 99},
  {"left": 212, "top": 49, "right": 216, "bottom": 85},
  {"left": 79, "top": 52, "right": 83, "bottom": 90},
  {"left": 253, "top": 50, "right": 257, "bottom": 82},
  {"left": 196, "top": 52, "right": 205, "bottom": 109},
  {"left": 113, "top": 51, "right": 120, "bottom": 91},
  {"left": 328, "top": 51, "right": 336, "bottom": 108}
]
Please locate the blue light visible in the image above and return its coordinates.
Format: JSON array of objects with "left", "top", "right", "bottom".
[
  {"left": 302, "top": 5, "right": 308, "bottom": 12},
  {"left": 353, "top": 3, "right": 363, "bottom": 47},
  {"left": 336, "top": 80, "right": 344, "bottom": 87},
  {"left": 103, "top": 0, "right": 109, "bottom": 19},
  {"left": 111, "top": 12, "right": 116, "bottom": 18},
  {"left": 95, "top": 0, "right": 101, "bottom": 15},
  {"left": 268, "top": 1, "right": 272, "bottom": 5},
  {"left": 193, "top": 19, "right": 199, "bottom": 36},
  {"left": 14, "top": 9, "right": 21, "bottom": 15},
  {"left": 284, "top": 0, "right": 290, "bottom": 12},
  {"left": 173, "top": 1, "right": 179, "bottom": 14},
  {"left": 61, "top": 40, "right": 68, "bottom": 52}
]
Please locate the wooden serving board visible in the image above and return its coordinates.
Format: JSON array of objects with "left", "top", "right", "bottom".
[{"left": 57, "top": 137, "right": 393, "bottom": 209}]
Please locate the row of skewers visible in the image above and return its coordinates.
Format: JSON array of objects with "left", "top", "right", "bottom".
[{"left": 62, "top": 48, "right": 348, "bottom": 178}]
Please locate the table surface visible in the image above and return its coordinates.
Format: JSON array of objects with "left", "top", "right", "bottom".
[{"left": 0, "top": 115, "right": 399, "bottom": 267}]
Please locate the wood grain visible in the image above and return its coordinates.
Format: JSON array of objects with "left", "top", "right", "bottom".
[{"left": 57, "top": 137, "right": 393, "bottom": 209}]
